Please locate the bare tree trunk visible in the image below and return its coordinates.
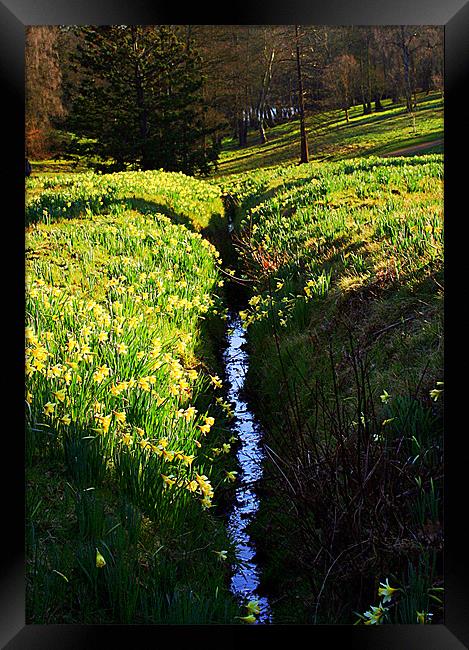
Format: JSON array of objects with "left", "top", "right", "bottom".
[
  {"left": 295, "top": 25, "right": 309, "bottom": 163},
  {"left": 258, "top": 47, "right": 275, "bottom": 144},
  {"left": 365, "top": 35, "right": 372, "bottom": 113},
  {"left": 400, "top": 27, "right": 413, "bottom": 113},
  {"left": 359, "top": 56, "right": 370, "bottom": 115}
]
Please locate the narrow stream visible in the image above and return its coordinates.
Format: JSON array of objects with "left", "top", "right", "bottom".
[{"left": 224, "top": 312, "right": 272, "bottom": 624}]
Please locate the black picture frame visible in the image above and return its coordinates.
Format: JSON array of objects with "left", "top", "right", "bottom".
[{"left": 2, "top": 1, "right": 468, "bottom": 647}]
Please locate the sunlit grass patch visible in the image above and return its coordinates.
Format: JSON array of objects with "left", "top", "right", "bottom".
[
  {"left": 215, "top": 92, "right": 443, "bottom": 176},
  {"left": 25, "top": 173, "right": 240, "bottom": 624},
  {"left": 26, "top": 168, "right": 224, "bottom": 231},
  {"left": 224, "top": 152, "right": 443, "bottom": 624}
]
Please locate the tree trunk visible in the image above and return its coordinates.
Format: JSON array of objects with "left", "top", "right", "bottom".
[
  {"left": 359, "top": 56, "right": 370, "bottom": 115},
  {"left": 259, "top": 118, "right": 267, "bottom": 144},
  {"left": 238, "top": 115, "right": 248, "bottom": 147},
  {"left": 365, "top": 36, "right": 373, "bottom": 114},
  {"left": 295, "top": 25, "right": 309, "bottom": 164},
  {"left": 258, "top": 47, "right": 275, "bottom": 144},
  {"left": 400, "top": 27, "right": 413, "bottom": 113}
]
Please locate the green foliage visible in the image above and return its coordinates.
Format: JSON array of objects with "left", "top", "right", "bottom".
[
  {"left": 223, "top": 153, "right": 443, "bottom": 624},
  {"left": 66, "top": 26, "right": 219, "bottom": 174},
  {"left": 25, "top": 170, "right": 239, "bottom": 624},
  {"left": 25, "top": 96, "right": 445, "bottom": 625},
  {"left": 26, "top": 169, "right": 224, "bottom": 231}
]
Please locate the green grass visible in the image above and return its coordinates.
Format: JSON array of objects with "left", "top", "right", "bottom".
[
  {"left": 215, "top": 92, "right": 443, "bottom": 176},
  {"left": 25, "top": 171, "right": 241, "bottom": 624},
  {"left": 26, "top": 169, "right": 225, "bottom": 232},
  {"left": 223, "top": 153, "right": 443, "bottom": 421},
  {"left": 221, "top": 153, "right": 444, "bottom": 624}
]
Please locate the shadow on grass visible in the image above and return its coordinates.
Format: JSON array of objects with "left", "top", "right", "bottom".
[
  {"left": 118, "top": 197, "right": 197, "bottom": 232},
  {"left": 26, "top": 192, "right": 225, "bottom": 235}
]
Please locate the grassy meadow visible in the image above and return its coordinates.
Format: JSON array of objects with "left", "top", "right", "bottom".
[
  {"left": 25, "top": 91, "right": 444, "bottom": 625},
  {"left": 25, "top": 171, "right": 246, "bottom": 623},
  {"left": 216, "top": 92, "right": 443, "bottom": 176},
  {"left": 219, "top": 153, "right": 444, "bottom": 623}
]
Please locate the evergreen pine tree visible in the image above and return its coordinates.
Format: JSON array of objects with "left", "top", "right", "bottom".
[{"left": 66, "top": 25, "right": 218, "bottom": 174}]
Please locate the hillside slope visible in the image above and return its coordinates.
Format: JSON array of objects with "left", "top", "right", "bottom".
[
  {"left": 216, "top": 92, "right": 443, "bottom": 177},
  {"left": 220, "top": 153, "right": 444, "bottom": 623}
]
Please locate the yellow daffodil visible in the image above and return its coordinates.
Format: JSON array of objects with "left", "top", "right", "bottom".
[
  {"left": 113, "top": 410, "right": 126, "bottom": 425},
  {"left": 25, "top": 326, "right": 36, "bottom": 343},
  {"left": 184, "top": 406, "right": 197, "bottom": 421},
  {"left": 66, "top": 338, "right": 78, "bottom": 353},
  {"left": 137, "top": 377, "right": 151, "bottom": 392},
  {"left": 416, "top": 611, "right": 433, "bottom": 624},
  {"left": 95, "top": 548, "right": 106, "bottom": 568},
  {"left": 95, "top": 413, "right": 112, "bottom": 434},
  {"left": 235, "top": 614, "right": 256, "bottom": 624},
  {"left": 430, "top": 388, "right": 443, "bottom": 401},
  {"left": 186, "top": 480, "right": 199, "bottom": 492},
  {"left": 246, "top": 600, "right": 260, "bottom": 615},
  {"left": 53, "top": 389, "right": 66, "bottom": 403},
  {"left": 43, "top": 402, "right": 57, "bottom": 416},
  {"left": 212, "top": 550, "right": 228, "bottom": 561},
  {"left": 378, "top": 579, "right": 399, "bottom": 603},
  {"left": 363, "top": 603, "right": 387, "bottom": 625},
  {"left": 161, "top": 474, "right": 176, "bottom": 488},
  {"left": 122, "top": 432, "right": 133, "bottom": 447},
  {"left": 201, "top": 496, "right": 213, "bottom": 509},
  {"left": 209, "top": 375, "right": 223, "bottom": 389}
]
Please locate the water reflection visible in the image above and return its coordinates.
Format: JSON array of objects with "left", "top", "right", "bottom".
[{"left": 224, "top": 313, "right": 272, "bottom": 624}]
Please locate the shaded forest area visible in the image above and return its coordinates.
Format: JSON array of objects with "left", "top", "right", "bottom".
[{"left": 26, "top": 25, "right": 443, "bottom": 172}]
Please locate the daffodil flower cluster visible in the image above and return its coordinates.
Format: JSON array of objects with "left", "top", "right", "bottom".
[
  {"left": 27, "top": 169, "right": 224, "bottom": 231},
  {"left": 239, "top": 291, "right": 296, "bottom": 331},
  {"left": 26, "top": 199, "right": 231, "bottom": 513}
]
